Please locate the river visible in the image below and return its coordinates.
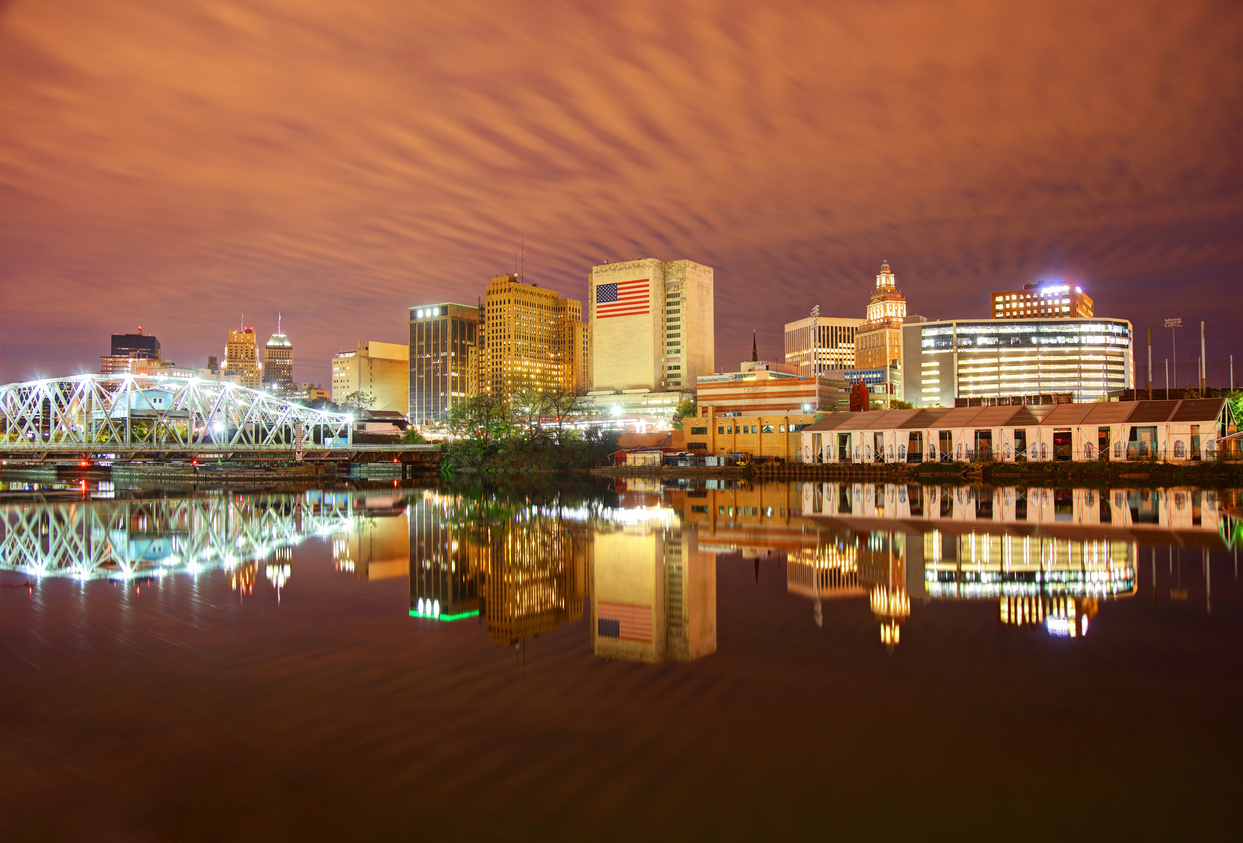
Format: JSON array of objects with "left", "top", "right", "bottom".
[{"left": 1, "top": 477, "right": 1240, "bottom": 841}]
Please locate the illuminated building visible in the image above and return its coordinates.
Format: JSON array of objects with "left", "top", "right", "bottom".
[
  {"left": 784, "top": 315, "right": 865, "bottom": 376},
  {"left": 101, "top": 327, "right": 161, "bottom": 374},
  {"left": 408, "top": 303, "right": 478, "bottom": 426},
  {"left": 591, "top": 518, "right": 716, "bottom": 663},
  {"left": 854, "top": 261, "right": 908, "bottom": 371},
  {"left": 478, "top": 274, "right": 588, "bottom": 396},
  {"left": 332, "top": 340, "right": 409, "bottom": 414},
  {"left": 901, "top": 317, "right": 1134, "bottom": 406},
  {"left": 686, "top": 408, "right": 820, "bottom": 460},
  {"left": 696, "top": 361, "right": 849, "bottom": 415},
  {"left": 588, "top": 258, "right": 714, "bottom": 394},
  {"left": 262, "top": 323, "right": 294, "bottom": 394},
  {"left": 111, "top": 329, "right": 160, "bottom": 360},
  {"left": 223, "top": 327, "right": 262, "bottom": 390},
  {"left": 991, "top": 280, "right": 1094, "bottom": 319}
]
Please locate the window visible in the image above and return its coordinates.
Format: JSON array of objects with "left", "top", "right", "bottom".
[
  {"left": 761, "top": 424, "right": 774, "bottom": 433},
  {"left": 718, "top": 426, "right": 725, "bottom": 434},
  {"left": 690, "top": 426, "right": 708, "bottom": 435}
]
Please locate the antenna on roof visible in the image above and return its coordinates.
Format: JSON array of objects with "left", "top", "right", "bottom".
[
  {"left": 520, "top": 235, "right": 525, "bottom": 284},
  {"left": 277, "top": 310, "right": 282, "bottom": 335}
]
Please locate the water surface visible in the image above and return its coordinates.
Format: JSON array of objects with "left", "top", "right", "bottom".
[{"left": 1, "top": 480, "right": 1240, "bottom": 842}]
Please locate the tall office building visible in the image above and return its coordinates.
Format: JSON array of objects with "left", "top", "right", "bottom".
[
  {"left": 263, "top": 320, "right": 294, "bottom": 394},
  {"left": 478, "top": 274, "right": 588, "bottom": 396},
  {"left": 409, "top": 303, "right": 478, "bottom": 425},
  {"left": 332, "top": 340, "right": 410, "bottom": 413},
  {"left": 901, "top": 317, "right": 1134, "bottom": 406},
  {"left": 110, "top": 329, "right": 160, "bottom": 360},
  {"left": 223, "top": 327, "right": 261, "bottom": 390},
  {"left": 991, "top": 281, "right": 1094, "bottom": 319},
  {"left": 101, "top": 328, "right": 162, "bottom": 374},
  {"left": 784, "top": 315, "right": 866, "bottom": 376},
  {"left": 855, "top": 261, "right": 908, "bottom": 370},
  {"left": 588, "top": 259, "right": 714, "bottom": 393}
]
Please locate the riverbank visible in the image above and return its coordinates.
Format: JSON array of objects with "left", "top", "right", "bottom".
[{"left": 593, "top": 459, "right": 1243, "bottom": 488}]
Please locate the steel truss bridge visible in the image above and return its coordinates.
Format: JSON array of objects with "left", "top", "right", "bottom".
[
  {"left": 0, "top": 375, "right": 434, "bottom": 464},
  {"left": 0, "top": 493, "right": 379, "bottom": 581}
]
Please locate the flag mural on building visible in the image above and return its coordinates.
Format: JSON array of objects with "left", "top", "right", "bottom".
[
  {"left": 597, "top": 601, "right": 652, "bottom": 642},
  {"left": 595, "top": 279, "right": 650, "bottom": 319}
]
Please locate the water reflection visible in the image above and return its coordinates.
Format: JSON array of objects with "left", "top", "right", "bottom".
[
  {"left": 0, "top": 490, "right": 399, "bottom": 584},
  {"left": 2, "top": 481, "right": 1238, "bottom": 658}
]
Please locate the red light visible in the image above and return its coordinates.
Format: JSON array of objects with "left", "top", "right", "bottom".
[{"left": 79, "top": 460, "right": 88, "bottom": 467}]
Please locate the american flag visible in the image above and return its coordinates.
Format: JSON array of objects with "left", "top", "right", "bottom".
[
  {"left": 595, "top": 279, "right": 650, "bottom": 319},
  {"left": 597, "top": 602, "right": 652, "bottom": 642}
]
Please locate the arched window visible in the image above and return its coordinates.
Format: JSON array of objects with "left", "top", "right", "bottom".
[{"left": 1174, "top": 440, "right": 1186, "bottom": 458}]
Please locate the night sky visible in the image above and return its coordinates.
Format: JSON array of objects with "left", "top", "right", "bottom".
[{"left": 2, "top": 0, "right": 1241, "bottom": 388}]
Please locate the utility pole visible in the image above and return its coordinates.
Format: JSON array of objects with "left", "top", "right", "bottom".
[
  {"left": 1201, "top": 321, "right": 1207, "bottom": 392},
  {"left": 1165, "top": 318, "right": 1181, "bottom": 393},
  {"left": 1165, "top": 358, "right": 1169, "bottom": 401},
  {"left": 1147, "top": 326, "right": 1153, "bottom": 400},
  {"left": 810, "top": 305, "right": 819, "bottom": 409}
]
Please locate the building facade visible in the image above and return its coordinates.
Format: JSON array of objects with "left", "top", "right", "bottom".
[
  {"left": 223, "top": 328, "right": 262, "bottom": 390},
  {"left": 478, "top": 274, "right": 588, "bottom": 397},
  {"left": 784, "top": 315, "right": 865, "bottom": 376},
  {"left": 686, "top": 408, "right": 819, "bottom": 461},
  {"left": 332, "top": 340, "right": 410, "bottom": 413},
  {"left": 110, "top": 329, "right": 160, "bottom": 360},
  {"left": 902, "top": 318, "right": 1134, "bottom": 407},
  {"left": 588, "top": 259, "right": 714, "bottom": 394},
  {"left": 263, "top": 332, "right": 294, "bottom": 394},
  {"left": 855, "top": 261, "right": 908, "bottom": 371},
  {"left": 409, "top": 303, "right": 478, "bottom": 426},
  {"left": 991, "top": 281, "right": 1094, "bottom": 319},
  {"left": 696, "top": 361, "right": 849, "bottom": 415}
]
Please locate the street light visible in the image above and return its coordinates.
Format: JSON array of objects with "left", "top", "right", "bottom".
[{"left": 1165, "top": 318, "right": 1181, "bottom": 393}]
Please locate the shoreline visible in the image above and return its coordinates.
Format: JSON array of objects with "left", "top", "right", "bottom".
[{"left": 593, "top": 460, "right": 1243, "bottom": 489}]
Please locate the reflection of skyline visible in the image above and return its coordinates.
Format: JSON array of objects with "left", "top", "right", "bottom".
[
  {"left": 407, "top": 491, "right": 586, "bottom": 644},
  {"left": 591, "top": 520, "right": 716, "bottom": 663},
  {"left": 666, "top": 483, "right": 1224, "bottom": 648},
  {"left": 0, "top": 491, "right": 387, "bottom": 583}
]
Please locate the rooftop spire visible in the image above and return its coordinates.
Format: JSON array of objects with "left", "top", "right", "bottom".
[{"left": 752, "top": 329, "right": 758, "bottom": 362}]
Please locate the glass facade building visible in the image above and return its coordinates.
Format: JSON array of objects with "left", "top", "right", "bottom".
[
  {"left": 408, "top": 303, "right": 478, "bottom": 426},
  {"left": 902, "top": 318, "right": 1133, "bottom": 406}
]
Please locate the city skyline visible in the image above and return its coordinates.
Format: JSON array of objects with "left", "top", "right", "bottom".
[{"left": 2, "top": 2, "right": 1241, "bottom": 388}]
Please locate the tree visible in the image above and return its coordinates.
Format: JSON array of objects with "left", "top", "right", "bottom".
[
  {"left": 508, "top": 386, "right": 551, "bottom": 443},
  {"left": 542, "top": 385, "right": 587, "bottom": 445},
  {"left": 400, "top": 428, "right": 427, "bottom": 445},
  {"left": 339, "top": 390, "right": 376, "bottom": 414},
  {"left": 672, "top": 398, "right": 698, "bottom": 430},
  {"left": 446, "top": 394, "right": 512, "bottom": 441},
  {"left": 888, "top": 399, "right": 915, "bottom": 410}
]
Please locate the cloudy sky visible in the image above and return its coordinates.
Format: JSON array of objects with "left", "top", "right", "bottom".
[{"left": 2, "top": 0, "right": 1241, "bottom": 388}]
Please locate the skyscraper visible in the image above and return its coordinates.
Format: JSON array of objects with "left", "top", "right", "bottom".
[
  {"left": 263, "top": 316, "right": 294, "bottom": 394},
  {"left": 990, "top": 281, "right": 1094, "bottom": 319},
  {"left": 478, "top": 274, "right": 588, "bottom": 397},
  {"left": 588, "top": 259, "right": 714, "bottom": 393},
  {"left": 784, "top": 315, "right": 866, "bottom": 376},
  {"left": 408, "top": 303, "right": 478, "bottom": 425},
  {"left": 223, "top": 327, "right": 261, "bottom": 390},
  {"left": 332, "top": 340, "right": 409, "bottom": 413},
  {"left": 855, "top": 260, "right": 908, "bottom": 370}
]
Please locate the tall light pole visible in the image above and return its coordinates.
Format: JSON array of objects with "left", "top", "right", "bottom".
[
  {"left": 810, "top": 305, "right": 820, "bottom": 410},
  {"left": 1201, "top": 321, "right": 1207, "bottom": 392},
  {"left": 1165, "top": 318, "right": 1181, "bottom": 393}
]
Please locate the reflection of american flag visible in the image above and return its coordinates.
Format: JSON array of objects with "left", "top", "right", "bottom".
[
  {"left": 597, "top": 602, "right": 652, "bottom": 642},
  {"left": 595, "top": 279, "right": 650, "bottom": 319}
]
